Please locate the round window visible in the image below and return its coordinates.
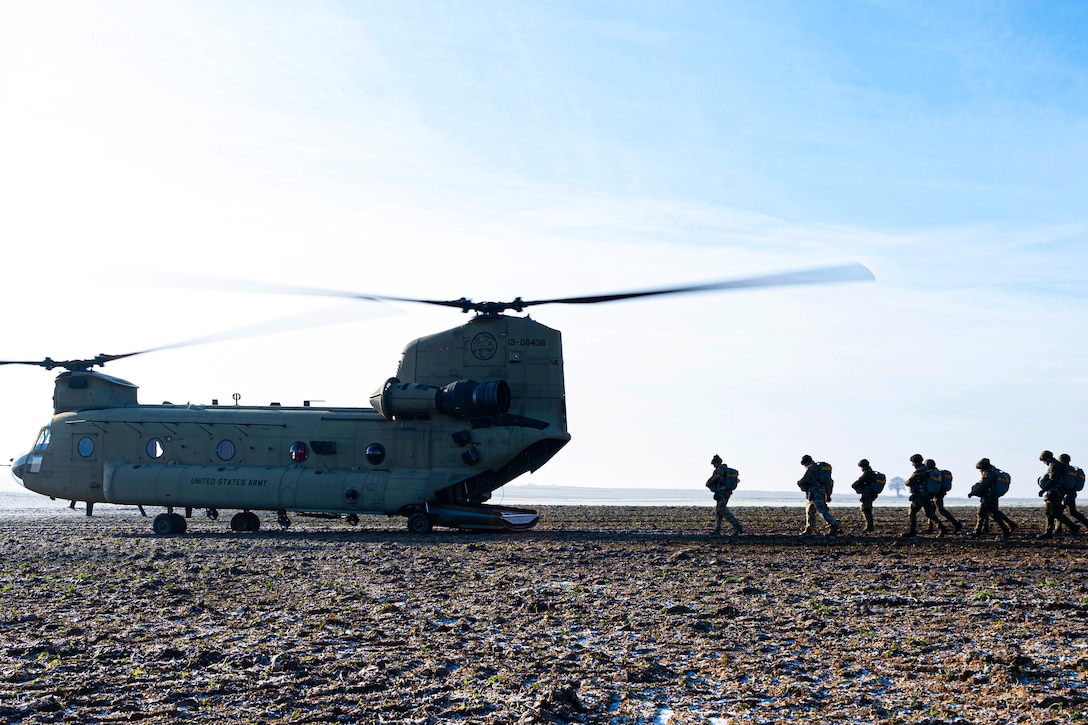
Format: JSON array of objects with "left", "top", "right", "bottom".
[
  {"left": 77, "top": 437, "right": 95, "bottom": 458},
  {"left": 146, "top": 439, "right": 165, "bottom": 459},
  {"left": 290, "top": 441, "right": 309, "bottom": 463},
  {"left": 365, "top": 443, "right": 386, "bottom": 465},
  {"left": 216, "top": 440, "right": 236, "bottom": 461}
]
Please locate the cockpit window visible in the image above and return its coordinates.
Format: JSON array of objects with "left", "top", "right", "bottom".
[{"left": 33, "top": 427, "right": 51, "bottom": 452}]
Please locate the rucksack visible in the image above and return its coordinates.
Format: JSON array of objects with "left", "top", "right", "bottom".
[
  {"left": 940, "top": 469, "right": 953, "bottom": 495},
  {"left": 1064, "top": 466, "right": 1086, "bottom": 493},
  {"left": 817, "top": 461, "right": 833, "bottom": 485},
  {"left": 994, "top": 470, "right": 1011, "bottom": 497},
  {"left": 872, "top": 471, "right": 886, "bottom": 495},
  {"left": 925, "top": 468, "right": 944, "bottom": 495},
  {"left": 707, "top": 465, "right": 739, "bottom": 494}
]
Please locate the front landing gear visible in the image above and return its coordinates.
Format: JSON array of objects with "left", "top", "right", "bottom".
[
  {"left": 230, "top": 511, "right": 261, "bottom": 532},
  {"left": 152, "top": 512, "right": 187, "bottom": 536}
]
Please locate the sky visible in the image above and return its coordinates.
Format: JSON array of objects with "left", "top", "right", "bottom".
[{"left": 1, "top": 0, "right": 1087, "bottom": 500}]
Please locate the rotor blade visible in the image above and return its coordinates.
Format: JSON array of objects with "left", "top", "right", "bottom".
[
  {"left": 123, "top": 261, "right": 873, "bottom": 315},
  {"left": 132, "top": 269, "right": 455, "bottom": 307},
  {"left": 517, "top": 262, "right": 875, "bottom": 307},
  {"left": 1, "top": 302, "right": 395, "bottom": 372},
  {"left": 134, "top": 301, "right": 397, "bottom": 355}
]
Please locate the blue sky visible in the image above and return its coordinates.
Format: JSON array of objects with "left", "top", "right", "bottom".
[{"left": 1, "top": 1, "right": 1086, "bottom": 499}]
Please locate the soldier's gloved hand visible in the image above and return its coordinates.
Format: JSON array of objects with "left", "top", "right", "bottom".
[{"left": 1038, "top": 490, "right": 1044, "bottom": 497}]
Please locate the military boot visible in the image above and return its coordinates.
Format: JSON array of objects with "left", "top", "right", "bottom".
[
  {"left": 900, "top": 530, "right": 917, "bottom": 538},
  {"left": 800, "top": 527, "right": 814, "bottom": 536},
  {"left": 732, "top": 525, "right": 742, "bottom": 537},
  {"left": 936, "top": 526, "right": 949, "bottom": 538}
]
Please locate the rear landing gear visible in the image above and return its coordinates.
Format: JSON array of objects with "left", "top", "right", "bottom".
[
  {"left": 230, "top": 511, "right": 261, "bottom": 532},
  {"left": 406, "top": 512, "right": 434, "bottom": 535},
  {"left": 152, "top": 512, "right": 187, "bottom": 536}
]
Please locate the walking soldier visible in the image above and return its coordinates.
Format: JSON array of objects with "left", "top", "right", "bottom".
[{"left": 706, "top": 455, "right": 743, "bottom": 537}]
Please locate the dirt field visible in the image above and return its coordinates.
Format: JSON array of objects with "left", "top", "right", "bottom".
[{"left": 1, "top": 505, "right": 1086, "bottom": 724}]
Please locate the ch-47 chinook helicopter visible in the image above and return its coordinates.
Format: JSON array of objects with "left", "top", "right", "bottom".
[{"left": 6, "top": 263, "right": 872, "bottom": 535}]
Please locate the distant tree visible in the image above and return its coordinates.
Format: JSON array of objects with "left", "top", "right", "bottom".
[{"left": 889, "top": 476, "right": 906, "bottom": 498}]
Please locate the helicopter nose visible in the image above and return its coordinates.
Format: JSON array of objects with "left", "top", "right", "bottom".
[{"left": 11, "top": 452, "right": 30, "bottom": 486}]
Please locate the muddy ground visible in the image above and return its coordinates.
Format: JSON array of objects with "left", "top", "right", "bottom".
[{"left": 1, "top": 504, "right": 1086, "bottom": 724}]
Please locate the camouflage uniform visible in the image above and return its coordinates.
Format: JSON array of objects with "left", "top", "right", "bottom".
[
  {"left": 903, "top": 458, "right": 946, "bottom": 537},
  {"left": 1062, "top": 489, "right": 1088, "bottom": 529},
  {"left": 1057, "top": 455, "right": 1088, "bottom": 530},
  {"left": 968, "top": 463, "right": 1011, "bottom": 538},
  {"left": 925, "top": 461, "right": 963, "bottom": 533},
  {"left": 851, "top": 463, "right": 878, "bottom": 532},
  {"left": 798, "top": 457, "right": 838, "bottom": 536},
  {"left": 706, "top": 461, "right": 742, "bottom": 536},
  {"left": 1037, "top": 455, "right": 1079, "bottom": 537}
]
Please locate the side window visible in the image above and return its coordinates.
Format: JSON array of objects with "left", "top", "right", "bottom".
[
  {"left": 146, "top": 438, "right": 165, "bottom": 459},
  {"left": 77, "top": 437, "right": 95, "bottom": 458},
  {"left": 290, "top": 441, "right": 308, "bottom": 463},
  {"left": 33, "top": 427, "right": 51, "bottom": 452},
  {"left": 216, "top": 440, "right": 236, "bottom": 461},
  {"left": 365, "top": 443, "right": 386, "bottom": 465}
]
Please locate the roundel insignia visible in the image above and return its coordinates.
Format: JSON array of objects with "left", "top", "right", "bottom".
[{"left": 470, "top": 332, "right": 498, "bottom": 361}]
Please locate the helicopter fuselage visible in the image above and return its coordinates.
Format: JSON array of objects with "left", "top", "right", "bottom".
[{"left": 11, "top": 314, "right": 570, "bottom": 533}]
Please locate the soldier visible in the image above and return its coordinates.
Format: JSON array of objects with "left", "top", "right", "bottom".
[
  {"left": 1057, "top": 454, "right": 1088, "bottom": 530},
  {"left": 705, "top": 454, "right": 742, "bottom": 537},
  {"left": 925, "top": 458, "right": 963, "bottom": 533},
  {"left": 851, "top": 458, "right": 880, "bottom": 533},
  {"left": 967, "top": 458, "right": 1011, "bottom": 538},
  {"left": 902, "top": 453, "right": 948, "bottom": 538},
  {"left": 1037, "top": 450, "right": 1080, "bottom": 538},
  {"left": 797, "top": 454, "right": 839, "bottom": 536}
]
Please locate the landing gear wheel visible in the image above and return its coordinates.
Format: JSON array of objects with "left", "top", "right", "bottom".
[
  {"left": 230, "top": 512, "right": 261, "bottom": 532},
  {"left": 153, "top": 513, "right": 186, "bottom": 535},
  {"left": 406, "top": 512, "right": 433, "bottom": 535}
]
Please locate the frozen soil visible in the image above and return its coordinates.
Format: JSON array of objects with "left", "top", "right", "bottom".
[{"left": 1, "top": 504, "right": 1087, "bottom": 724}]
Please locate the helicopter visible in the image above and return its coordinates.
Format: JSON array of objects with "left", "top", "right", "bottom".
[{"left": 5, "top": 263, "right": 873, "bottom": 535}]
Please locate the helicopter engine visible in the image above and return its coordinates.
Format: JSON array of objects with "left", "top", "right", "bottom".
[{"left": 369, "top": 378, "right": 511, "bottom": 421}]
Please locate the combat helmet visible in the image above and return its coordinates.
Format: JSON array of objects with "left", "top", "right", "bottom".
[
  {"left": 1040, "top": 450, "right": 1054, "bottom": 462},
  {"left": 976, "top": 457, "right": 991, "bottom": 469},
  {"left": 924, "top": 458, "right": 936, "bottom": 469},
  {"left": 711, "top": 454, "right": 723, "bottom": 465},
  {"left": 800, "top": 454, "right": 814, "bottom": 465},
  {"left": 857, "top": 459, "right": 870, "bottom": 468},
  {"left": 910, "top": 453, "right": 924, "bottom": 465},
  {"left": 1060, "top": 453, "right": 1071, "bottom": 464}
]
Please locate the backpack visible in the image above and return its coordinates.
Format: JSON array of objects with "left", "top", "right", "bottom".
[
  {"left": 871, "top": 471, "right": 886, "bottom": 495},
  {"left": 817, "top": 462, "right": 833, "bottom": 485},
  {"left": 1064, "top": 466, "right": 1086, "bottom": 493},
  {"left": 925, "top": 468, "right": 944, "bottom": 495},
  {"left": 940, "top": 469, "right": 953, "bottom": 495},
  {"left": 707, "top": 465, "right": 739, "bottom": 494},
  {"left": 994, "top": 470, "right": 1011, "bottom": 497}
]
